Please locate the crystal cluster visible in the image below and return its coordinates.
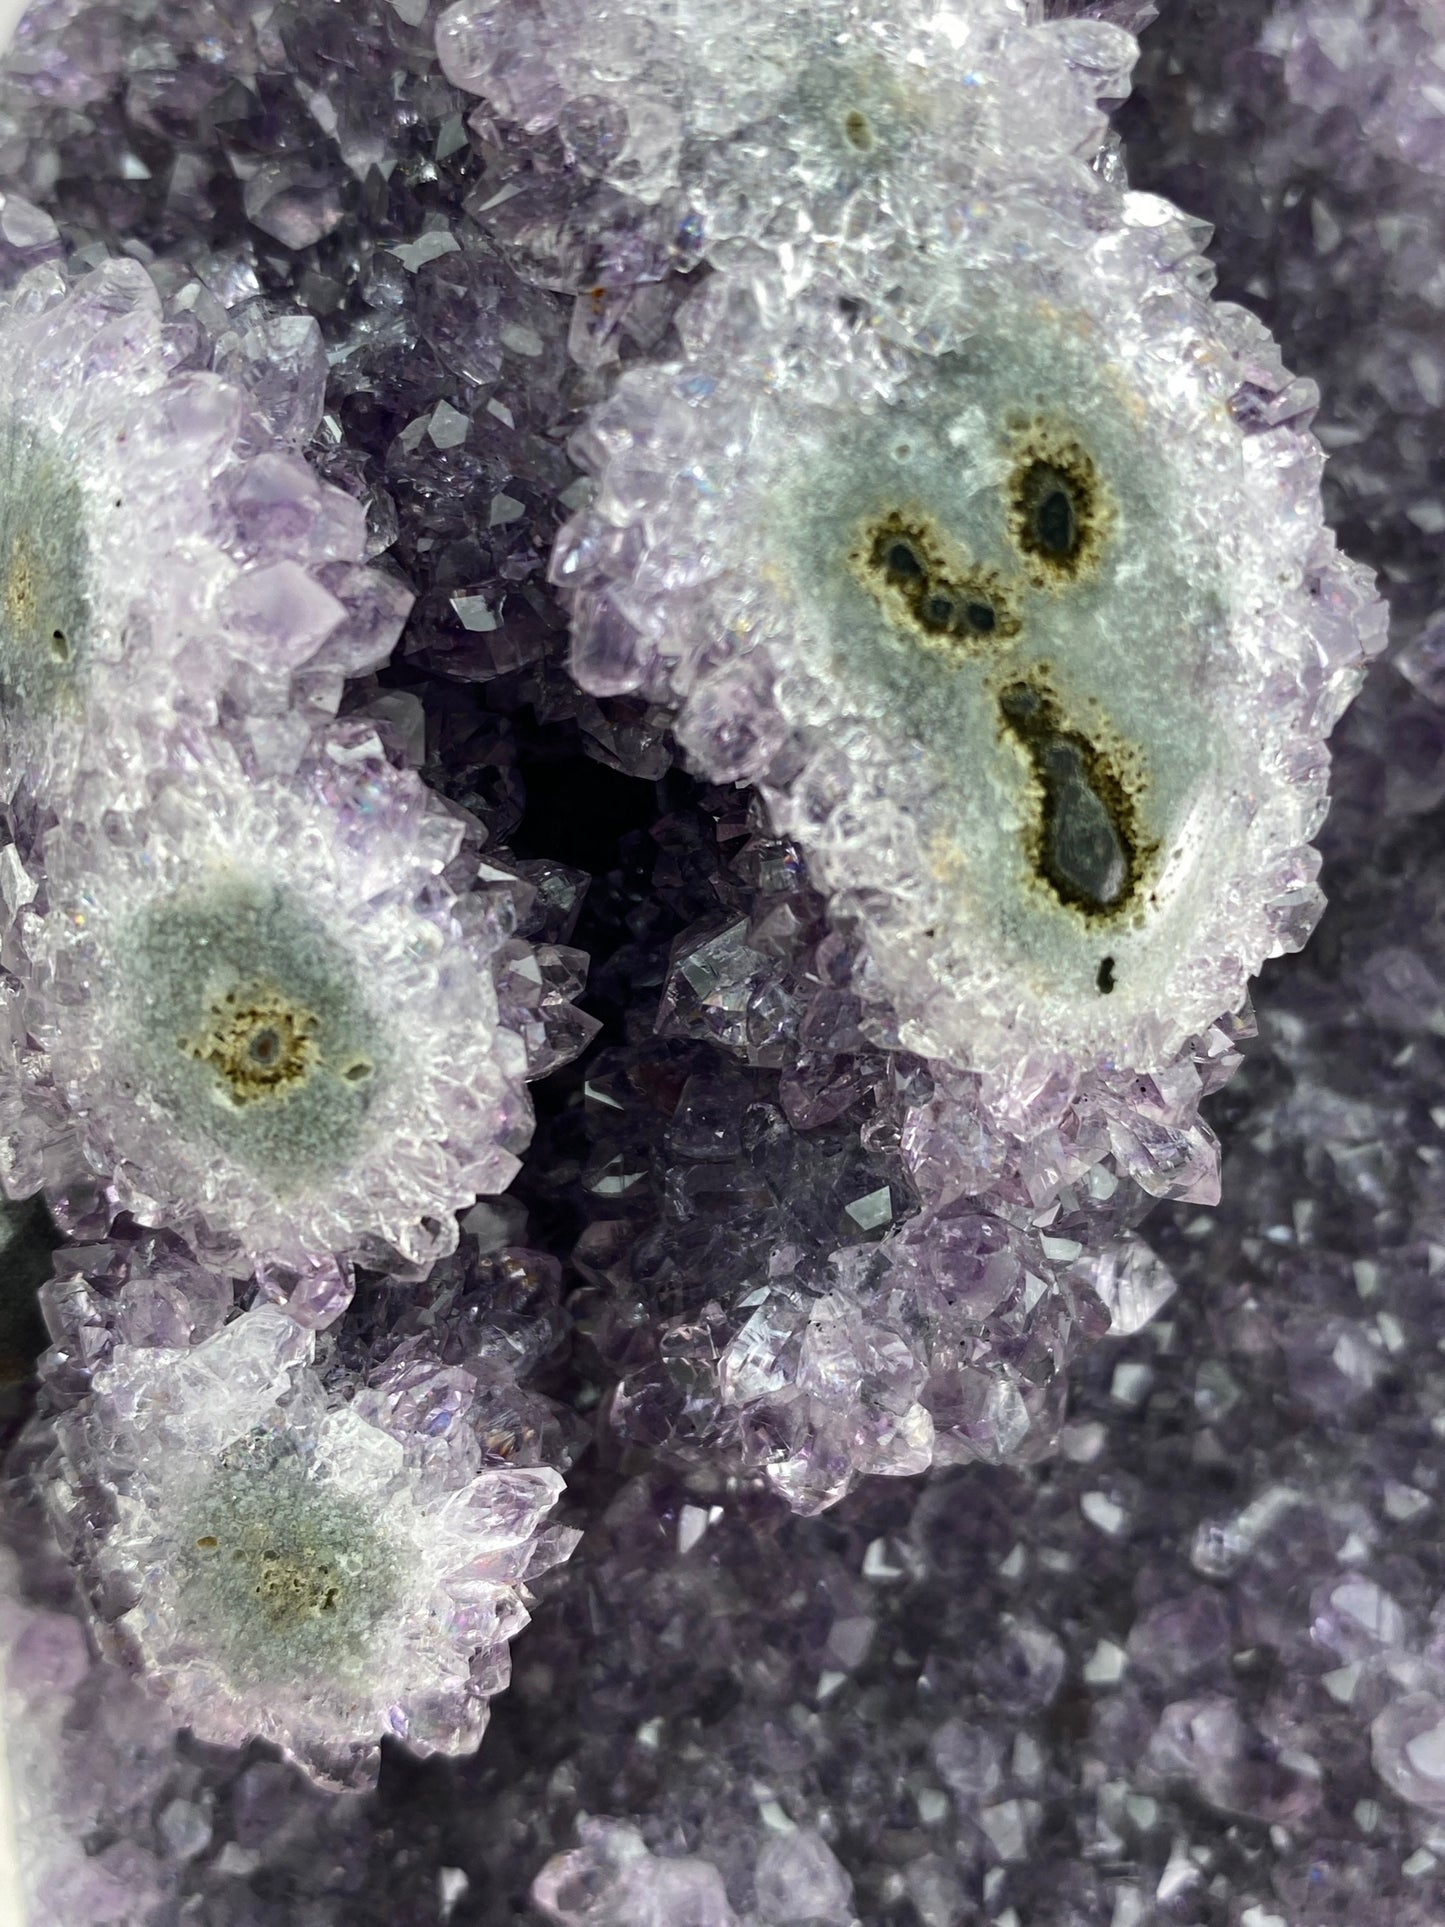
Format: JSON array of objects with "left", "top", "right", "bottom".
[
  {"left": 0, "top": 0, "right": 1431, "bottom": 1919},
  {"left": 1265, "top": 0, "right": 1445, "bottom": 177},
  {"left": 35, "top": 1227, "right": 577, "bottom": 1788},
  {"left": 0, "top": 0, "right": 604, "bottom": 1793},
  {"left": 530, "top": 2, "right": 1384, "bottom": 1503},
  {"left": 0, "top": 721, "right": 564, "bottom": 1276},
  {"left": 552, "top": 106, "right": 1379, "bottom": 1102},
  {"left": 0, "top": 1547, "right": 181, "bottom": 1923},
  {"left": 567, "top": 787, "right": 1188, "bottom": 1509},
  {"left": 558, "top": 284, "right": 1380, "bottom": 1501},
  {"left": 438, "top": 0, "right": 1134, "bottom": 280},
  {"left": 0, "top": 250, "right": 405, "bottom": 808}
]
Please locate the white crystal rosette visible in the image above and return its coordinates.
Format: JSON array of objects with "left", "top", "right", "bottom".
[
  {"left": 0, "top": 721, "right": 536, "bottom": 1273},
  {"left": 552, "top": 196, "right": 1386, "bottom": 1104},
  {"left": 46, "top": 1304, "right": 575, "bottom": 1789},
  {"left": 438, "top": 0, "right": 1134, "bottom": 283},
  {"left": 0, "top": 253, "right": 408, "bottom": 807}
]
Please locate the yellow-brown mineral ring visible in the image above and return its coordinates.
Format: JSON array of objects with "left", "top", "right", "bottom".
[
  {"left": 181, "top": 982, "right": 320, "bottom": 1106},
  {"left": 1004, "top": 421, "right": 1114, "bottom": 589}
]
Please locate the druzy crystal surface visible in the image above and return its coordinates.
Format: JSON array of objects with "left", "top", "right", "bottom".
[
  {"left": 43, "top": 1296, "right": 574, "bottom": 1787},
  {"left": 0, "top": 251, "right": 407, "bottom": 809},
  {"left": 0, "top": 0, "right": 1436, "bottom": 1921},
  {"left": 542, "top": 13, "right": 1383, "bottom": 1507},
  {"left": 0, "top": 722, "right": 569, "bottom": 1274},
  {"left": 438, "top": 0, "right": 1133, "bottom": 281},
  {"left": 554, "top": 165, "right": 1380, "bottom": 1103}
]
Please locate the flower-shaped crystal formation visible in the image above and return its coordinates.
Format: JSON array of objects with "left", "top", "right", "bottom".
[
  {"left": 553, "top": 209, "right": 1385, "bottom": 1094},
  {"left": 1, "top": 722, "right": 538, "bottom": 1273},
  {"left": 0, "top": 253, "right": 407, "bottom": 807},
  {"left": 437, "top": 0, "right": 1133, "bottom": 277},
  {"left": 48, "top": 1303, "right": 573, "bottom": 1788}
]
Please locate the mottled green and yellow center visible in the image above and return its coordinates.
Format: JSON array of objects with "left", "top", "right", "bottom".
[
  {"left": 181, "top": 1452, "right": 403, "bottom": 1687},
  {"left": 195, "top": 1528, "right": 344, "bottom": 1631},
  {"left": 182, "top": 983, "right": 320, "bottom": 1107},
  {"left": 121, "top": 879, "right": 387, "bottom": 1191}
]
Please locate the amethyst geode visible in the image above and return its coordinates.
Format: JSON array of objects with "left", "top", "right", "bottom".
[{"left": 0, "top": 0, "right": 1428, "bottom": 1918}]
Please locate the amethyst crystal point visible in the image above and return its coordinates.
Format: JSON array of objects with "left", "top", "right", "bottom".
[
  {"left": 0, "top": 720, "right": 588, "bottom": 1272},
  {"left": 331, "top": 1225, "right": 586, "bottom": 1487},
  {"left": 438, "top": 0, "right": 1130, "bottom": 283},
  {"left": 1265, "top": 0, "right": 1445, "bottom": 178},
  {"left": 43, "top": 1299, "right": 575, "bottom": 1788},
  {"left": 554, "top": 209, "right": 1384, "bottom": 1114},
  {"left": 36, "top": 1227, "right": 239, "bottom": 1412},
  {"left": 0, "top": 254, "right": 405, "bottom": 810},
  {"left": 532, "top": 1819, "right": 741, "bottom": 1927}
]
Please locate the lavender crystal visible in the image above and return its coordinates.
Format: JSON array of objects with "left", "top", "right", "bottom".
[{"left": 0, "top": 0, "right": 1432, "bottom": 1920}]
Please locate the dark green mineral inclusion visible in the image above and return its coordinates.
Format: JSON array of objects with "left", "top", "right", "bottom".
[
  {"left": 1006, "top": 431, "right": 1111, "bottom": 586},
  {"left": 843, "top": 108, "right": 873, "bottom": 150},
  {"left": 856, "top": 511, "right": 1018, "bottom": 654},
  {"left": 1030, "top": 469, "right": 1077, "bottom": 558},
  {"left": 999, "top": 680, "right": 1144, "bottom": 920}
]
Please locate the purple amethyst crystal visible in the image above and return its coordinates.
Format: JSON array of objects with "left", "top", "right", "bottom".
[
  {"left": 0, "top": 0, "right": 1433, "bottom": 1920},
  {"left": 0, "top": 720, "right": 595, "bottom": 1274},
  {"left": 41, "top": 1298, "right": 576, "bottom": 1787},
  {"left": 553, "top": 231, "right": 1383, "bottom": 1112},
  {"left": 0, "top": 255, "right": 409, "bottom": 810},
  {"left": 438, "top": 0, "right": 1133, "bottom": 284}
]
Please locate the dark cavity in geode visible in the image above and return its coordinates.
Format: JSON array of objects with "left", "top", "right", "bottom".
[
  {"left": 998, "top": 678, "right": 1147, "bottom": 922},
  {"left": 854, "top": 509, "right": 1019, "bottom": 654},
  {"left": 1006, "top": 429, "right": 1109, "bottom": 586}
]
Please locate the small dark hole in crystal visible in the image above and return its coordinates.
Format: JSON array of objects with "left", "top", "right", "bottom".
[
  {"left": 843, "top": 108, "right": 873, "bottom": 150},
  {"left": 1096, "top": 956, "right": 1115, "bottom": 993},
  {"left": 998, "top": 679, "right": 1143, "bottom": 918},
  {"left": 1035, "top": 484, "right": 1076, "bottom": 557}
]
